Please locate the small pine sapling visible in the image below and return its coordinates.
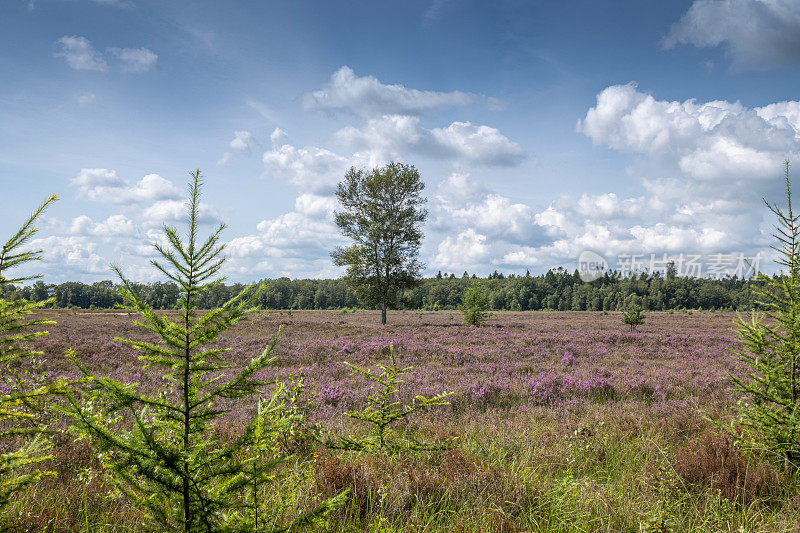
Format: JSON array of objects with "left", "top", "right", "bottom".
[
  {"left": 726, "top": 161, "right": 800, "bottom": 469},
  {"left": 460, "top": 282, "right": 489, "bottom": 327},
  {"left": 622, "top": 304, "right": 645, "bottom": 332},
  {"left": 61, "top": 171, "right": 341, "bottom": 531},
  {"left": 0, "top": 194, "right": 64, "bottom": 511},
  {"left": 326, "top": 345, "right": 452, "bottom": 453},
  {"left": 231, "top": 383, "right": 346, "bottom": 531}
]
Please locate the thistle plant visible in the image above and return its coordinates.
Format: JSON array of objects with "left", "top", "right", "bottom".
[
  {"left": 622, "top": 304, "right": 645, "bottom": 332},
  {"left": 459, "top": 282, "right": 489, "bottom": 327},
  {"left": 0, "top": 194, "right": 63, "bottom": 511},
  {"left": 327, "top": 345, "right": 452, "bottom": 453},
  {"left": 728, "top": 161, "right": 800, "bottom": 469},
  {"left": 61, "top": 170, "right": 338, "bottom": 531}
]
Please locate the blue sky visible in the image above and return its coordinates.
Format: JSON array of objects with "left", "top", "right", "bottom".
[{"left": 2, "top": 0, "right": 800, "bottom": 282}]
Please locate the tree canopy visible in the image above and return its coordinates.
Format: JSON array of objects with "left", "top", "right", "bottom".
[{"left": 331, "top": 162, "right": 427, "bottom": 324}]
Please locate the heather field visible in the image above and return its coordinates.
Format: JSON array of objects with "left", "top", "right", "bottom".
[{"left": 8, "top": 309, "right": 800, "bottom": 531}]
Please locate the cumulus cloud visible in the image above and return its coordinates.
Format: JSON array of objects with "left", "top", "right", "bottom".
[
  {"left": 55, "top": 36, "right": 107, "bottom": 72},
  {"left": 434, "top": 173, "right": 490, "bottom": 206},
  {"left": 578, "top": 83, "right": 798, "bottom": 181},
  {"left": 431, "top": 121, "right": 525, "bottom": 166},
  {"left": 27, "top": 236, "right": 108, "bottom": 275},
  {"left": 140, "top": 200, "right": 222, "bottom": 228},
  {"left": 439, "top": 194, "right": 536, "bottom": 242},
  {"left": 664, "top": 0, "right": 800, "bottom": 70},
  {"left": 68, "top": 214, "right": 137, "bottom": 237},
  {"left": 434, "top": 229, "right": 489, "bottom": 271},
  {"left": 72, "top": 169, "right": 182, "bottom": 205},
  {"left": 426, "top": 174, "right": 552, "bottom": 273},
  {"left": 294, "top": 193, "right": 338, "bottom": 218},
  {"left": 218, "top": 130, "right": 258, "bottom": 165},
  {"left": 108, "top": 47, "right": 158, "bottom": 72},
  {"left": 511, "top": 185, "right": 768, "bottom": 273},
  {"left": 303, "top": 66, "right": 478, "bottom": 117},
  {"left": 225, "top": 204, "right": 345, "bottom": 278},
  {"left": 262, "top": 143, "right": 353, "bottom": 194},
  {"left": 335, "top": 115, "right": 525, "bottom": 166}
]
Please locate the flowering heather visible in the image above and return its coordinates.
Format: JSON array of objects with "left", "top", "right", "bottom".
[
  {"left": 34, "top": 309, "right": 738, "bottom": 423},
  {"left": 9, "top": 309, "right": 800, "bottom": 531}
]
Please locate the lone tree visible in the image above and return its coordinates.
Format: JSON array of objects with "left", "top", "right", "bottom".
[{"left": 332, "top": 162, "right": 427, "bottom": 325}]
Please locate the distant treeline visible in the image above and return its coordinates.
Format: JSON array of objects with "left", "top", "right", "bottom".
[{"left": 0, "top": 268, "right": 769, "bottom": 311}]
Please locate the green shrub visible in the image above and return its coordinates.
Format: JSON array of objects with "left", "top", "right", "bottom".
[
  {"left": 622, "top": 305, "right": 645, "bottom": 332},
  {"left": 460, "top": 283, "right": 489, "bottom": 327}
]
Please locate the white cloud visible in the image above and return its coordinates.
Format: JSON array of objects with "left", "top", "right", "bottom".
[
  {"left": 55, "top": 36, "right": 107, "bottom": 72},
  {"left": 77, "top": 93, "right": 96, "bottom": 106},
  {"left": 228, "top": 130, "right": 254, "bottom": 152},
  {"left": 426, "top": 174, "right": 555, "bottom": 273},
  {"left": 336, "top": 114, "right": 525, "bottom": 166},
  {"left": 294, "top": 193, "right": 338, "bottom": 218},
  {"left": 270, "top": 128, "right": 289, "bottom": 145},
  {"left": 218, "top": 130, "right": 257, "bottom": 165},
  {"left": 303, "top": 66, "right": 477, "bottom": 117},
  {"left": 140, "top": 199, "right": 222, "bottom": 227},
  {"left": 434, "top": 229, "right": 489, "bottom": 271},
  {"left": 441, "top": 194, "right": 534, "bottom": 241},
  {"left": 434, "top": 173, "right": 490, "bottom": 206},
  {"left": 431, "top": 174, "right": 539, "bottom": 242},
  {"left": 628, "top": 224, "right": 728, "bottom": 252},
  {"left": 431, "top": 121, "right": 525, "bottom": 166},
  {"left": 55, "top": 37, "right": 156, "bottom": 74},
  {"left": 664, "top": 0, "right": 800, "bottom": 70},
  {"left": 262, "top": 143, "right": 352, "bottom": 194},
  {"left": 578, "top": 83, "right": 797, "bottom": 181},
  {"left": 574, "top": 193, "right": 658, "bottom": 220},
  {"left": 511, "top": 185, "right": 768, "bottom": 271},
  {"left": 108, "top": 47, "right": 158, "bottom": 72},
  {"left": 68, "top": 214, "right": 136, "bottom": 237},
  {"left": 28, "top": 236, "right": 109, "bottom": 275},
  {"left": 225, "top": 202, "right": 345, "bottom": 278},
  {"left": 72, "top": 169, "right": 183, "bottom": 205},
  {"left": 71, "top": 168, "right": 126, "bottom": 190}
]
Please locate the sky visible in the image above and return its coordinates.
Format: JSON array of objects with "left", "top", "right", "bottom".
[{"left": 3, "top": 0, "right": 800, "bottom": 283}]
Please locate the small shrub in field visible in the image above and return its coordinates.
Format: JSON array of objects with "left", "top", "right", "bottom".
[
  {"left": 621, "top": 304, "right": 645, "bottom": 332},
  {"left": 460, "top": 283, "right": 489, "bottom": 327},
  {"left": 60, "top": 171, "right": 342, "bottom": 531},
  {"left": 727, "top": 162, "right": 800, "bottom": 469},
  {"left": 0, "top": 194, "right": 65, "bottom": 512},
  {"left": 325, "top": 345, "right": 452, "bottom": 453}
]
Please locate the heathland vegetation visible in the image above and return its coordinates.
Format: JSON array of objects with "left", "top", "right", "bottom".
[{"left": 1, "top": 163, "right": 800, "bottom": 531}]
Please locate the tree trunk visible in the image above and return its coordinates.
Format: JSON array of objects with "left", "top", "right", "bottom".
[{"left": 381, "top": 300, "right": 387, "bottom": 325}]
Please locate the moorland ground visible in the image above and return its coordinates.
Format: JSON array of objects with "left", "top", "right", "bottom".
[{"left": 8, "top": 309, "right": 800, "bottom": 531}]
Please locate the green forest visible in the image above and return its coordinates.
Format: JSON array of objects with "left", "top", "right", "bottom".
[{"left": 1, "top": 268, "right": 766, "bottom": 311}]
